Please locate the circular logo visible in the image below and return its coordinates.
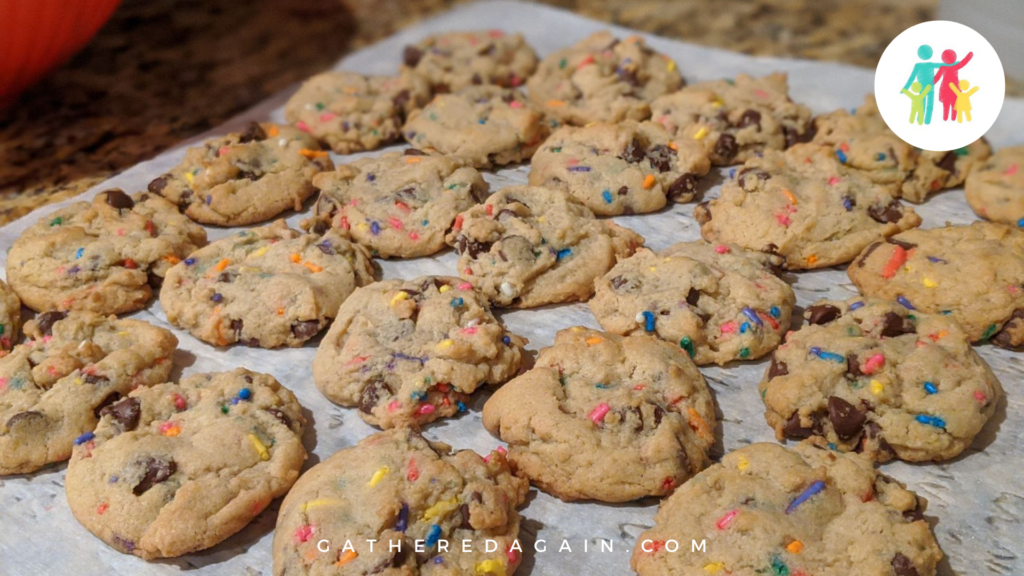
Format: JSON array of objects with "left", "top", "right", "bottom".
[{"left": 874, "top": 20, "right": 1005, "bottom": 152}]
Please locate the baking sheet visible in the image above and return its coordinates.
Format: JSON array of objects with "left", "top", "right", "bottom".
[{"left": 2, "top": 1, "right": 1023, "bottom": 574}]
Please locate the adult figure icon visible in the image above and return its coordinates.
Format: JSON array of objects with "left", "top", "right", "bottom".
[
  {"left": 935, "top": 49, "right": 974, "bottom": 121},
  {"left": 901, "top": 45, "right": 963, "bottom": 125}
]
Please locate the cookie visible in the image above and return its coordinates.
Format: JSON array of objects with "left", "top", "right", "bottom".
[
  {"left": 528, "top": 120, "right": 711, "bottom": 216},
  {"left": 284, "top": 70, "right": 430, "bottom": 154},
  {"left": 7, "top": 189, "right": 207, "bottom": 315},
  {"left": 303, "top": 151, "right": 487, "bottom": 258},
  {"left": 273, "top": 428, "right": 528, "bottom": 576},
  {"left": 761, "top": 298, "right": 1002, "bottom": 463},
  {"left": 65, "top": 369, "right": 306, "bottom": 559},
  {"left": 812, "top": 95, "right": 991, "bottom": 203},
  {"left": 631, "top": 442, "right": 943, "bottom": 576},
  {"left": 0, "top": 280, "right": 21, "bottom": 353},
  {"left": 446, "top": 185, "right": 644, "bottom": 308},
  {"left": 400, "top": 30, "right": 538, "bottom": 93},
  {"left": 847, "top": 222, "right": 1024, "bottom": 349},
  {"left": 312, "top": 276, "right": 526, "bottom": 429},
  {"left": 694, "top": 143, "right": 922, "bottom": 270},
  {"left": 147, "top": 122, "right": 332, "bottom": 226},
  {"left": 590, "top": 241, "right": 794, "bottom": 366},
  {"left": 482, "top": 327, "right": 715, "bottom": 502},
  {"left": 402, "top": 86, "right": 548, "bottom": 168},
  {"left": 160, "top": 220, "right": 375, "bottom": 348},
  {"left": 965, "top": 145, "right": 1024, "bottom": 225},
  {"left": 650, "top": 72, "right": 814, "bottom": 165},
  {"left": 527, "top": 30, "right": 683, "bottom": 125},
  {"left": 0, "top": 311, "right": 177, "bottom": 475}
]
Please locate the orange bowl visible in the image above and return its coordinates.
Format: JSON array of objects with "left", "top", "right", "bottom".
[{"left": 0, "top": 0, "right": 122, "bottom": 107}]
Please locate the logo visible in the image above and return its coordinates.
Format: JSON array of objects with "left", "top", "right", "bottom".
[{"left": 875, "top": 20, "right": 1005, "bottom": 152}]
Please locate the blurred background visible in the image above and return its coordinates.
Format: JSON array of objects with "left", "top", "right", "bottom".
[{"left": 0, "top": 0, "right": 1002, "bottom": 225}]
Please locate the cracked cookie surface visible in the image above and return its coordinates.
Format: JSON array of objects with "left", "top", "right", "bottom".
[{"left": 400, "top": 30, "right": 538, "bottom": 93}]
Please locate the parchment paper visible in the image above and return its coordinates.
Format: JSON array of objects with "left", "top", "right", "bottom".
[{"left": 1, "top": 2, "right": 1022, "bottom": 574}]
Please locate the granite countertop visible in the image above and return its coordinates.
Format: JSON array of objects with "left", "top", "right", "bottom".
[{"left": 0, "top": 0, "right": 937, "bottom": 225}]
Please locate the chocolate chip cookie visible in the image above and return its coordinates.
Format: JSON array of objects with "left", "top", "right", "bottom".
[
  {"left": 402, "top": 86, "right": 548, "bottom": 168},
  {"left": 761, "top": 298, "right": 1003, "bottom": 463},
  {"left": 0, "top": 311, "right": 177, "bottom": 475},
  {"left": 483, "top": 327, "right": 715, "bottom": 502},
  {"left": 528, "top": 120, "right": 711, "bottom": 216},
  {"left": 284, "top": 70, "right": 430, "bottom": 154},
  {"left": 590, "top": 241, "right": 794, "bottom": 365},
  {"left": 148, "top": 122, "right": 332, "bottom": 226},
  {"left": 965, "top": 145, "right": 1024, "bottom": 225},
  {"left": 160, "top": 220, "right": 375, "bottom": 348},
  {"left": 446, "top": 185, "right": 644, "bottom": 308},
  {"left": 848, "top": 222, "right": 1024, "bottom": 349},
  {"left": 400, "top": 30, "right": 538, "bottom": 93},
  {"left": 65, "top": 368, "right": 306, "bottom": 559},
  {"left": 0, "top": 280, "right": 21, "bottom": 353},
  {"left": 7, "top": 189, "right": 207, "bottom": 315},
  {"left": 527, "top": 30, "right": 684, "bottom": 125},
  {"left": 631, "top": 441, "right": 943, "bottom": 576},
  {"left": 303, "top": 150, "right": 487, "bottom": 258},
  {"left": 273, "top": 427, "right": 527, "bottom": 576},
  {"left": 694, "top": 143, "right": 922, "bottom": 270},
  {"left": 313, "top": 276, "right": 526, "bottom": 429},
  {"left": 650, "top": 72, "right": 814, "bottom": 165}
]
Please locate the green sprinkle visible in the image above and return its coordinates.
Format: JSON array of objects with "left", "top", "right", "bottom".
[
  {"left": 49, "top": 217, "right": 63, "bottom": 226},
  {"left": 315, "top": 102, "right": 325, "bottom": 111},
  {"left": 559, "top": 58, "right": 567, "bottom": 69},
  {"left": 0, "top": 325, "right": 4, "bottom": 336},
  {"left": 680, "top": 337, "right": 695, "bottom": 358},
  {"left": 760, "top": 388, "right": 767, "bottom": 398},
  {"left": 221, "top": 405, "right": 229, "bottom": 414},
  {"left": 981, "top": 324, "right": 998, "bottom": 340},
  {"left": 955, "top": 146, "right": 969, "bottom": 157},
  {"left": 551, "top": 146, "right": 562, "bottom": 153},
  {"left": 770, "top": 555, "right": 790, "bottom": 576},
  {"left": 739, "top": 347, "right": 750, "bottom": 359}
]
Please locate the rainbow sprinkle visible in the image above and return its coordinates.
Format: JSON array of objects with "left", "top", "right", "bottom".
[{"left": 786, "top": 480, "right": 826, "bottom": 514}]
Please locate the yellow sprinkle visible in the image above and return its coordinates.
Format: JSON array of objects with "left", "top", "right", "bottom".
[
  {"left": 546, "top": 99, "right": 566, "bottom": 108},
  {"left": 118, "top": 331, "right": 129, "bottom": 336},
  {"left": 335, "top": 550, "right": 358, "bottom": 566},
  {"left": 404, "top": 156, "right": 422, "bottom": 164},
  {"left": 248, "top": 433, "right": 270, "bottom": 461},
  {"left": 704, "top": 563, "right": 725, "bottom": 574},
  {"left": 214, "top": 259, "right": 231, "bottom": 272},
  {"left": 585, "top": 336, "right": 603, "bottom": 346},
  {"left": 439, "top": 285, "right": 452, "bottom": 293},
  {"left": 74, "top": 378, "right": 84, "bottom": 386},
  {"left": 303, "top": 262, "right": 323, "bottom": 273},
  {"left": 266, "top": 126, "right": 280, "bottom": 137},
  {"left": 666, "top": 60, "right": 676, "bottom": 72},
  {"left": 570, "top": 326, "right": 584, "bottom": 333},
  {"left": 368, "top": 466, "right": 389, "bottom": 487},
  {"left": 475, "top": 559, "right": 506, "bottom": 576},
  {"left": 252, "top": 246, "right": 269, "bottom": 258},
  {"left": 923, "top": 278, "right": 937, "bottom": 288},
  {"left": 290, "top": 253, "right": 302, "bottom": 263},
  {"left": 649, "top": 266, "right": 658, "bottom": 272},
  {"left": 693, "top": 127, "right": 709, "bottom": 140},
  {"left": 298, "top": 149, "right": 329, "bottom": 159},
  {"left": 185, "top": 172, "right": 195, "bottom": 185},
  {"left": 422, "top": 497, "right": 460, "bottom": 520},
  {"left": 537, "top": 216, "right": 545, "bottom": 223},
  {"left": 301, "top": 498, "right": 343, "bottom": 512},
  {"left": 737, "top": 457, "right": 749, "bottom": 471},
  {"left": 711, "top": 98, "right": 724, "bottom": 108},
  {"left": 437, "top": 339, "right": 455, "bottom": 349},
  {"left": 806, "top": 255, "right": 818, "bottom": 265},
  {"left": 782, "top": 189, "right": 798, "bottom": 205},
  {"left": 390, "top": 291, "right": 409, "bottom": 306},
  {"left": 642, "top": 174, "right": 656, "bottom": 190},
  {"left": 786, "top": 540, "right": 804, "bottom": 554},
  {"left": 870, "top": 380, "right": 884, "bottom": 395},
  {"left": 357, "top": 223, "right": 369, "bottom": 230}
]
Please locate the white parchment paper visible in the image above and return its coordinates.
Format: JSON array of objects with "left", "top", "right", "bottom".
[{"left": 1, "top": 2, "right": 1022, "bottom": 574}]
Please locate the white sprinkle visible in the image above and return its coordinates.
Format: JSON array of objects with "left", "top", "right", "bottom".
[
  {"left": 499, "top": 282, "right": 516, "bottom": 298},
  {"left": 635, "top": 312, "right": 646, "bottom": 324}
]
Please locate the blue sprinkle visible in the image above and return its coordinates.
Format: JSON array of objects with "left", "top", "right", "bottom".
[
  {"left": 411, "top": 391, "right": 427, "bottom": 401},
  {"left": 1018, "top": 218, "right": 1024, "bottom": 228},
  {"left": 184, "top": 258, "right": 196, "bottom": 266},
  {"left": 426, "top": 524, "right": 442, "bottom": 547},
  {"left": 422, "top": 220, "right": 429, "bottom": 226},
  {"left": 556, "top": 248, "right": 572, "bottom": 260},
  {"left": 396, "top": 503, "right": 409, "bottom": 532},
  {"left": 729, "top": 168, "right": 737, "bottom": 179},
  {"left": 74, "top": 432, "right": 94, "bottom": 445},
  {"left": 923, "top": 382, "right": 938, "bottom": 394},
  {"left": 786, "top": 480, "right": 826, "bottom": 514},
  {"left": 642, "top": 310, "right": 656, "bottom": 332},
  {"left": 478, "top": 118, "right": 486, "bottom": 125},
  {"left": 75, "top": 248, "right": 84, "bottom": 259},
  {"left": 740, "top": 322, "right": 750, "bottom": 334},
  {"left": 450, "top": 297, "right": 464, "bottom": 308},
  {"left": 810, "top": 347, "right": 845, "bottom": 363},
  {"left": 370, "top": 222, "right": 381, "bottom": 235},
  {"left": 602, "top": 190, "right": 613, "bottom": 204},
  {"left": 770, "top": 306, "right": 781, "bottom": 318},
  {"left": 875, "top": 152, "right": 886, "bottom": 161},
  {"left": 238, "top": 388, "right": 252, "bottom": 401},
  {"left": 206, "top": 195, "right": 212, "bottom": 205},
  {"left": 366, "top": 174, "right": 376, "bottom": 182},
  {"left": 849, "top": 301, "right": 864, "bottom": 311},
  {"left": 741, "top": 307, "right": 763, "bottom": 327},
  {"left": 109, "top": 475, "right": 118, "bottom": 483},
  {"left": 231, "top": 397, "right": 240, "bottom": 405},
  {"left": 842, "top": 196, "right": 853, "bottom": 211},
  {"left": 567, "top": 165, "right": 591, "bottom": 172},
  {"left": 927, "top": 256, "right": 947, "bottom": 264},
  {"left": 915, "top": 414, "right": 946, "bottom": 428},
  {"left": 836, "top": 150, "right": 847, "bottom": 164},
  {"left": 502, "top": 335, "right": 511, "bottom": 345},
  {"left": 433, "top": 557, "right": 445, "bottom": 564},
  {"left": 595, "top": 383, "right": 612, "bottom": 389},
  {"left": 211, "top": 293, "right": 223, "bottom": 303},
  {"left": 457, "top": 401, "right": 467, "bottom": 412},
  {"left": 896, "top": 295, "right": 915, "bottom": 310}
]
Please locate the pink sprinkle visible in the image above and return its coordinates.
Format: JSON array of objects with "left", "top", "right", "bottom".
[
  {"left": 863, "top": 354, "right": 885, "bottom": 374},
  {"left": 974, "top": 391, "right": 988, "bottom": 403},
  {"left": 416, "top": 404, "right": 436, "bottom": 416},
  {"left": 388, "top": 217, "right": 404, "bottom": 230},
  {"left": 1008, "top": 285, "right": 1019, "bottom": 294},
  {"left": 774, "top": 213, "right": 791, "bottom": 227},
  {"left": 716, "top": 509, "right": 739, "bottom": 530},
  {"left": 488, "top": 29, "right": 504, "bottom": 38},
  {"left": 387, "top": 400, "right": 401, "bottom": 412},
  {"left": 463, "top": 268, "right": 473, "bottom": 276},
  {"left": 346, "top": 355, "right": 369, "bottom": 365},
  {"left": 294, "top": 524, "right": 314, "bottom": 543},
  {"left": 173, "top": 394, "right": 187, "bottom": 411},
  {"left": 485, "top": 204, "right": 494, "bottom": 216},
  {"left": 409, "top": 232, "right": 420, "bottom": 240},
  {"left": 217, "top": 146, "right": 230, "bottom": 157},
  {"left": 394, "top": 201, "right": 411, "bottom": 213},
  {"left": 296, "top": 121, "right": 311, "bottom": 133},
  {"left": 1005, "top": 164, "right": 1018, "bottom": 176},
  {"left": 714, "top": 244, "right": 730, "bottom": 254},
  {"left": 457, "top": 282, "right": 473, "bottom": 290},
  {"left": 828, "top": 176, "right": 840, "bottom": 186},
  {"left": 509, "top": 100, "right": 523, "bottom": 108},
  {"left": 319, "top": 112, "right": 336, "bottom": 122},
  {"left": 588, "top": 403, "right": 611, "bottom": 424},
  {"left": 0, "top": 377, "right": 7, "bottom": 390},
  {"left": 509, "top": 74, "right": 521, "bottom": 87},
  {"left": 461, "top": 327, "right": 478, "bottom": 335},
  {"left": 753, "top": 89, "right": 768, "bottom": 99},
  {"left": 720, "top": 321, "right": 738, "bottom": 334},
  {"left": 497, "top": 445, "right": 507, "bottom": 455}
]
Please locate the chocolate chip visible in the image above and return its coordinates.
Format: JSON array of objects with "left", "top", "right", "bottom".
[
  {"left": 903, "top": 507, "right": 924, "bottom": 522},
  {"left": 768, "top": 355, "right": 788, "bottom": 379},
  {"left": 806, "top": 304, "right": 841, "bottom": 325},
  {"left": 783, "top": 125, "right": 815, "bottom": 148},
  {"left": 881, "top": 312, "right": 915, "bottom": 338},
  {"left": 147, "top": 271, "right": 163, "bottom": 289},
  {"left": 104, "top": 190, "right": 135, "bottom": 210},
  {"left": 828, "top": 396, "right": 866, "bottom": 440},
  {"left": 359, "top": 380, "right": 393, "bottom": 414},
  {"left": 231, "top": 319, "right": 243, "bottom": 337},
  {"left": 891, "top": 553, "right": 919, "bottom": 576},
  {"left": 93, "top": 392, "right": 123, "bottom": 419},
  {"left": 846, "top": 353, "right": 863, "bottom": 378},
  {"left": 83, "top": 373, "right": 110, "bottom": 385},
  {"left": 132, "top": 457, "right": 177, "bottom": 496},
  {"left": 617, "top": 67, "right": 640, "bottom": 86},
  {"left": 403, "top": 45, "right": 423, "bottom": 67},
  {"left": 34, "top": 311, "right": 67, "bottom": 336},
  {"left": 667, "top": 173, "right": 697, "bottom": 201},
  {"left": 610, "top": 275, "right": 628, "bottom": 289},
  {"left": 265, "top": 408, "right": 292, "bottom": 428},
  {"left": 991, "top": 310, "right": 1024, "bottom": 351},
  {"left": 392, "top": 89, "right": 411, "bottom": 110},
  {"left": 291, "top": 320, "right": 321, "bottom": 341},
  {"left": 403, "top": 148, "right": 425, "bottom": 156},
  {"left": 714, "top": 134, "right": 738, "bottom": 162},
  {"left": 217, "top": 272, "right": 236, "bottom": 283},
  {"left": 694, "top": 201, "right": 712, "bottom": 224},
  {"left": 686, "top": 288, "right": 701, "bottom": 307},
  {"left": 238, "top": 121, "right": 267, "bottom": 143},
  {"left": 617, "top": 186, "right": 629, "bottom": 196},
  {"left": 937, "top": 151, "right": 957, "bottom": 173},
  {"left": 148, "top": 176, "right": 169, "bottom": 194},
  {"left": 783, "top": 411, "right": 816, "bottom": 438},
  {"left": 856, "top": 242, "right": 882, "bottom": 267},
  {"left": 621, "top": 138, "right": 646, "bottom": 164},
  {"left": 886, "top": 237, "right": 917, "bottom": 250},
  {"left": 454, "top": 236, "right": 491, "bottom": 258},
  {"left": 100, "top": 397, "right": 141, "bottom": 431},
  {"left": 867, "top": 200, "right": 904, "bottom": 224},
  {"left": 647, "top": 144, "right": 676, "bottom": 172},
  {"left": 5, "top": 411, "right": 46, "bottom": 430},
  {"left": 459, "top": 503, "right": 473, "bottom": 529},
  {"left": 738, "top": 109, "right": 762, "bottom": 128},
  {"left": 653, "top": 405, "right": 664, "bottom": 427}
]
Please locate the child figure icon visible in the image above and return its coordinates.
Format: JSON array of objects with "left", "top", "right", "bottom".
[
  {"left": 901, "top": 81, "right": 932, "bottom": 125},
  {"left": 949, "top": 79, "right": 980, "bottom": 123},
  {"left": 901, "top": 45, "right": 973, "bottom": 125}
]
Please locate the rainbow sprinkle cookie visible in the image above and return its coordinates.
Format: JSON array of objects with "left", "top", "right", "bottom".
[
  {"left": 590, "top": 241, "right": 794, "bottom": 366},
  {"left": 6, "top": 189, "right": 207, "bottom": 315},
  {"left": 965, "top": 145, "right": 1024, "bottom": 225},
  {"left": 761, "top": 298, "right": 1003, "bottom": 463},
  {"left": 66, "top": 369, "right": 306, "bottom": 559},
  {"left": 400, "top": 30, "right": 538, "bottom": 93},
  {"left": 483, "top": 328, "right": 716, "bottom": 502},
  {"left": 694, "top": 143, "right": 921, "bottom": 270},
  {"left": 313, "top": 276, "right": 526, "bottom": 429},
  {"left": 304, "top": 150, "right": 488, "bottom": 259},
  {"left": 527, "top": 30, "right": 684, "bottom": 126},
  {"left": 631, "top": 441, "right": 943, "bottom": 576},
  {"left": 529, "top": 120, "right": 711, "bottom": 216},
  {"left": 148, "top": 122, "right": 332, "bottom": 226},
  {"left": 0, "top": 311, "right": 177, "bottom": 475},
  {"left": 848, "top": 222, "right": 1024, "bottom": 349},
  {"left": 160, "top": 220, "right": 375, "bottom": 348},
  {"left": 0, "top": 279, "right": 21, "bottom": 354}
]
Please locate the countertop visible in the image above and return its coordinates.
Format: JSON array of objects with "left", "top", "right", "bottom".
[{"left": 0, "top": 0, "right": 936, "bottom": 225}]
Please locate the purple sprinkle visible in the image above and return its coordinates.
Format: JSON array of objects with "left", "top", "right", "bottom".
[
  {"left": 741, "top": 307, "right": 763, "bottom": 327},
  {"left": 68, "top": 265, "right": 80, "bottom": 274},
  {"left": 896, "top": 295, "right": 915, "bottom": 310},
  {"left": 371, "top": 221, "right": 381, "bottom": 235},
  {"left": 342, "top": 121, "right": 350, "bottom": 130},
  {"left": 926, "top": 256, "right": 947, "bottom": 264},
  {"left": 393, "top": 352, "right": 427, "bottom": 364},
  {"left": 211, "top": 293, "right": 223, "bottom": 303},
  {"left": 809, "top": 346, "right": 822, "bottom": 355},
  {"left": 109, "top": 475, "right": 118, "bottom": 483},
  {"left": 567, "top": 165, "right": 592, "bottom": 172},
  {"left": 433, "top": 557, "right": 445, "bottom": 564},
  {"left": 366, "top": 174, "right": 376, "bottom": 182},
  {"left": 849, "top": 301, "right": 864, "bottom": 311},
  {"left": 113, "top": 536, "right": 136, "bottom": 553},
  {"left": 842, "top": 197, "right": 853, "bottom": 211},
  {"left": 396, "top": 503, "right": 409, "bottom": 532},
  {"left": 206, "top": 195, "right": 212, "bottom": 205},
  {"left": 786, "top": 480, "right": 826, "bottom": 514},
  {"left": 729, "top": 168, "right": 737, "bottom": 179}
]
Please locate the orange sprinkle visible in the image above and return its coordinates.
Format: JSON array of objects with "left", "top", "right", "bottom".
[
  {"left": 214, "top": 259, "right": 230, "bottom": 272},
  {"left": 806, "top": 255, "right": 818, "bottom": 266},
  {"left": 642, "top": 174, "right": 656, "bottom": 190},
  {"left": 782, "top": 189, "right": 798, "bottom": 205},
  {"left": 668, "top": 141, "right": 679, "bottom": 151},
  {"left": 404, "top": 156, "right": 422, "bottom": 164},
  {"left": 276, "top": 308, "right": 285, "bottom": 316},
  {"left": 164, "top": 255, "right": 181, "bottom": 264},
  {"left": 336, "top": 550, "right": 359, "bottom": 566},
  {"left": 303, "top": 262, "right": 323, "bottom": 273},
  {"left": 546, "top": 99, "right": 566, "bottom": 108},
  {"left": 585, "top": 336, "right": 603, "bottom": 346},
  {"left": 96, "top": 503, "right": 109, "bottom": 515},
  {"left": 266, "top": 126, "right": 280, "bottom": 137},
  {"left": 299, "top": 149, "right": 329, "bottom": 159},
  {"left": 688, "top": 408, "right": 711, "bottom": 439},
  {"left": 880, "top": 246, "right": 907, "bottom": 279},
  {"left": 290, "top": 253, "right": 302, "bottom": 263},
  {"left": 786, "top": 540, "right": 804, "bottom": 554}
]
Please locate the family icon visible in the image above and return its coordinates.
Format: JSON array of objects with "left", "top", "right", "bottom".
[{"left": 900, "top": 45, "right": 978, "bottom": 125}]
